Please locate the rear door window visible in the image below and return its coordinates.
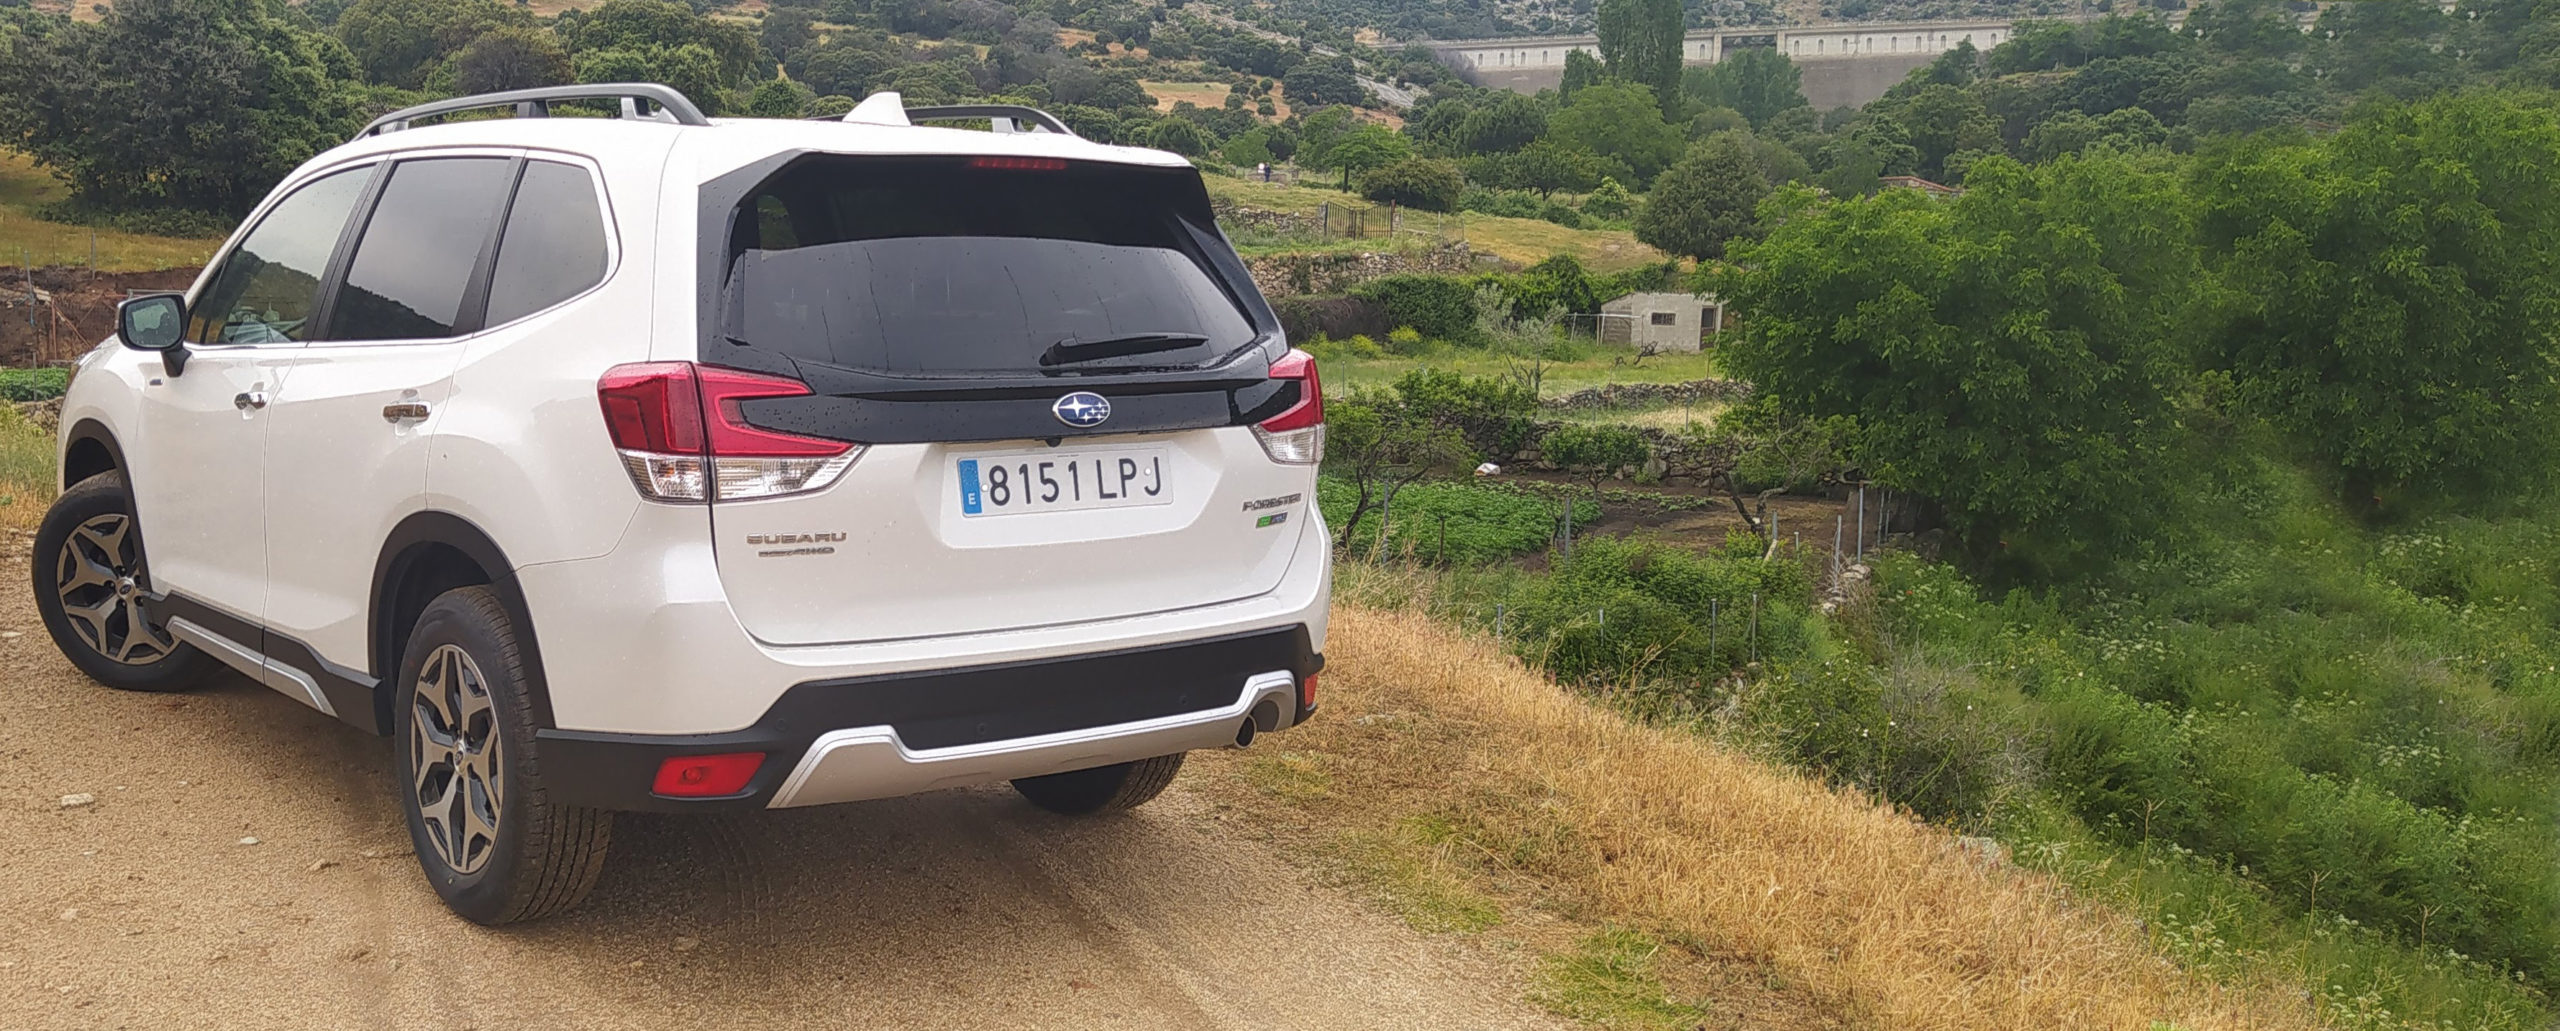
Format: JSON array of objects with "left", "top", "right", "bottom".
[
  {"left": 327, "top": 156, "right": 515, "bottom": 342},
  {"left": 484, "top": 160, "right": 610, "bottom": 326},
  {"left": 721, "top": 158, "right": 1255, "bottom": 375}
]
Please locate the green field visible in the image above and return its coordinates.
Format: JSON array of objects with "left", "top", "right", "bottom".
[
  {"left": 1203, "top": 175, "right": 1666, "bottom": 273},
  {"left": 0, "top": 150, "right": 221, "bottom": 271}
]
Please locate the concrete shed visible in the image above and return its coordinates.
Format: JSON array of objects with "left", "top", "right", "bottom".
[{"left": 1599, "top": 292, "right": 1726, "bottom": 352}]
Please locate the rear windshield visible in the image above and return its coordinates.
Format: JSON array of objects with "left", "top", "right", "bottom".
[{"left": 718, "top": 157, "right": 1255, "bottom": 375}]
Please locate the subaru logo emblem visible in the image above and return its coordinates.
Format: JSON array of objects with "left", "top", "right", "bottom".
[{"left": 1052, "top": 392, "right": 1111, "bottom": 428}]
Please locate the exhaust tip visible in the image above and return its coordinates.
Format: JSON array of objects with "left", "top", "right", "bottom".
[{"left": 1234, "top": 718, "right": 1258, "bottom": 748}]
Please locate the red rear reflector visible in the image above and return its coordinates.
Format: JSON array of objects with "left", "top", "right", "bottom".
[
  {"left": 968, "top": 156, "right": 1068, "bottom": 171},
  {"left": 1299, "top": 673, "right": 1319, "bottom": 710},
  {"left": 652, "top": 753, "right": 766, "bottom": 797}
]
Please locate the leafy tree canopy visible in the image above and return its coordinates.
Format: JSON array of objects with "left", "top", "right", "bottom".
[
  {"left": 1715, "top": 153, "right": 2201, "bottom": 573},
  {"left": 2199, "top": 91, "right": 2560, "bottom": 505},
  {"left": 0, "top": 0, "right": 365, "bottom": 215}
]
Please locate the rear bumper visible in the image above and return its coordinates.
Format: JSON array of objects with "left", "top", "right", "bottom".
[{"left": 537, "top": 625, "right": 1321, "bottom": 812}]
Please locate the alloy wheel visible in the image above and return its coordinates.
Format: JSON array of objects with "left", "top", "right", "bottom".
[
  {"left": 411, "top": 644, "right": 505, "bottom": 875},
  {"left": 52, "top": 513, "right": 175, "bottom": 666}
]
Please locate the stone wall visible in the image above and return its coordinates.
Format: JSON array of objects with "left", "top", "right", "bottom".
[
  {"left": 1240, "top": 242, "right": 1478, "bottom": 297},
  {"left": 1538, "top": 378, "right": 1751, "bottom": 413}
]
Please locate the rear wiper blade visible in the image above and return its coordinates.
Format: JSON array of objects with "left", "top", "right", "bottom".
[{"left": 1039, "top": 333, "right": 1210, "bottom": 367}]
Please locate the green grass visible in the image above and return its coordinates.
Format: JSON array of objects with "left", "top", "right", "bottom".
[
  {"left": 1203, "top": 174, "right": 1667, "bottom": 273},
  {"left": 1338, "top": 814, "right": 1508, "bottom": 935},
  {"left": 0, "top": 403, "right": 56, "bottom": 529},
  {"left": 0, "top": 367, "right": 69, "bottom": 401},
  {"left": 1531, "top": 927, "right": 1718, "bottom": 1030},
  {"left": 0, "top": 150, "right": 219, "bottom": 271},
  {"left": 1318, "top": 476, "right": 1598, "bottom": 565}
]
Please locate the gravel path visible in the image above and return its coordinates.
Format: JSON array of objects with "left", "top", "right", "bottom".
[{"left": 0, "top": 551, "right": 1565, "bottom": 1030}]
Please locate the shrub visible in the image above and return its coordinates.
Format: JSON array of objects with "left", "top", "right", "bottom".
[
  {"left": 1583, "top": 176, "right": 1635, "bottom": 218},
  {"left": 1384, "top": 326, "right": 1427, "bottom": 355},
  {"left": 1271, "top": 294, "right": 1391, "bottom": 343},
  {"left": 1394, "top": 368, "right": 1541, "bottom": 457},
  {"left": 0, "top": 367, "right": 70, "bottom": 402},
  {"left": 1541, "top": 423, "right": 1650, "bottom": 479},
  {"left": 1505, "top": 536, "right": 1813, "bottom": 687},
  {"left": 1350, "top": 275, "right": 1483, "bottom": 346}
]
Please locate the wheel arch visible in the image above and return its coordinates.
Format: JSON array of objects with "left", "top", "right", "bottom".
[
  {"left": 369, "top": 512, "right": 557, "bottom": 736},
  {"left": 60, "top": 420, "right": 126, "bottom": 492}
]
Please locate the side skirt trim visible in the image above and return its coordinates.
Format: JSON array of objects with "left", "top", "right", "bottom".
[
  {"left": 153, "top": 593, "right": 384, "bottom": 733},
  {"left": 166, "top": 616, "right": 337, "bottom": 717}
]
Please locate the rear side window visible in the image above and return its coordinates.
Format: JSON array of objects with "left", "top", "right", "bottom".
[
  {"left": 720, "top": 158, "right": 1255, "bottom": 375},
  {"left": 485, "top": 160, "right": 610, "bottom": 326},
  {"left": 328, "top": 157, "right": 515, "bottom": 342},
  {"left": 187, "top": 166, "right": 374, "bottom": 345}
]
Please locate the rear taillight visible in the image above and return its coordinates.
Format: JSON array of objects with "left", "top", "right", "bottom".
[
  {"left": 598, "top": 362, "right": 864, "bottom": 502},
  {"left": 1253, "top": 348, "right": 1324, "bottom": 465}
]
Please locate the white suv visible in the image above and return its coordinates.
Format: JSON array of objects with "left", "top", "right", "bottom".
[{"left": 34, "top": 84, "right": 1329, "bottom": 924}]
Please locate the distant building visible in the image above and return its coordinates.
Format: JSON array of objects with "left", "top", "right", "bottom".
[{"left": 1599, "top": 292, "right": 1726, "bottom": 352}]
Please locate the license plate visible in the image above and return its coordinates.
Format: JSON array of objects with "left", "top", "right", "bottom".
[{"left": 956, "top": 447, "right": 1171, "bottom": 517}]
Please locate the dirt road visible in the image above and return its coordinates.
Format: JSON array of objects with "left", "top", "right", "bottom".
[{"left": 0, "top": 552, "right": 1567, "bottom": 1031}]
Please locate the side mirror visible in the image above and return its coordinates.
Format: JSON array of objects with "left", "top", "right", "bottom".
[{"left": 116, "top": 293, "right": 189, "bottom": 376}]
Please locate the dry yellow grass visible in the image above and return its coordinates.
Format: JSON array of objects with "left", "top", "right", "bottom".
[{"left": 1201, "top": 603, "right": 2324, "bottom": 1031}]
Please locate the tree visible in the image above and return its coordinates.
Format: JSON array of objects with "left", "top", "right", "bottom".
[
  {"left": 1455, "top": 93, "right": 1546, "bottom": 154},
  {"left": 1137, "top": 117, "right": 1213, "bottom": 156},
  {"left": 759, "top": 6, "right": 815, "bottom": 63},
  {"left": 0, "top": 0, "right": 365, "bottom": 215},
  {"left": 1360, "top": 157, "right": 1464, "bottom": 212},
  {"left": 1319, "top": 123, "right": 1412, "bottom": 189},
  {"left": 745, "top": 76, "right": 815, "bottom": 117},
  {"left": 1327, "top": 395, "right": 1472, "bottom": 548},
  {"left": 1282, "top": 55, "right": 1365, "bottom": 108},
  {"left": 1504, "top": 140, "right": 1603, "bottom": 196},
  {"left": 1635, "top": 135, "right": 1768, "bottom": 261},
  {"left": 335, "top": 0, "right": 524, "bottom": 89},
  {"left": 1595, "top": 0, "right": 1680, "bottom": 110},
  {"left": 449, "top": 25, "right": 571, "bottom": 94},
  {"left": 576, "top": 43, "right": 729, "bottom": 113},
  {"left": 2199, "top": 93, "right": 2560, "bottom": 505},
  {"left": 1714, "top": 153, "right": 2200, "bottom": 574},
  {"left": 558, "top": 0, "right": 760, "bottom": 89},
  {"left": 1886, "top": 83, "right": 2002, "bottom": 180},
  {"left": 1548, "top": 82, "right": 1684, "bottom": 184},
  {"left": 1560, "top": 47, "right": 1604, "bottom": 98},
  {"left": 785, "top": 31, "right": 908, "bottom": 97},
  {"left": 1683, "top": 47, "right": 1807, "bottom": 127}
]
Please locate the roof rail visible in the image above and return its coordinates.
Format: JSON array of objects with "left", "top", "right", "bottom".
[
  {"left": 814, "top": 93, "right": 1078, "bottom": 138},
  {"left": 356, "top": 83, "right": 710, "bottom": 142},
  {"left": 905, "top": 104, "right": 1078, "bottom": 137}
]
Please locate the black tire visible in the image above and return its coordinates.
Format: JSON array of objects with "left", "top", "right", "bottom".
[
  {"left": 1011, "top": 753, "right": 1186, "bottom": 816},
  {"left": 394, "top": 586, "right": 611, "bottom": 924},
  {"left": 30, "top": 471, "right": 213, "bottom": 692}
]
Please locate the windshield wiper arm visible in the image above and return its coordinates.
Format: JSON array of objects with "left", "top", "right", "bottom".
[{"left": 1039, "top": 333, "right": 1211, "bottom": 367}]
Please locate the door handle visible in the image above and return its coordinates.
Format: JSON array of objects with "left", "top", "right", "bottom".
[
  {"left": 382, "top": 401, "right": 432, "bottom": 422},
  {"left": 233, "top": 391, "right": 268, "bottom": 411}
]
